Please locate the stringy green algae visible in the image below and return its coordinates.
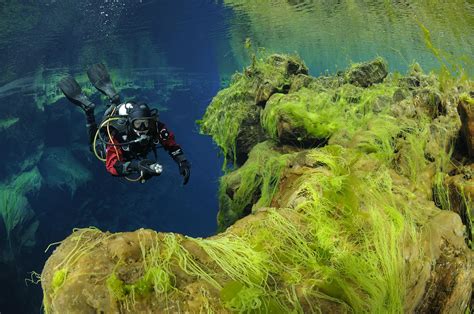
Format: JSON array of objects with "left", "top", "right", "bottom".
[
  {"left": 198, "top": 53, "right": 306, "bottom": 167},
  {"left": 101, "top": 145, "right": 418, "bottom": 312}
]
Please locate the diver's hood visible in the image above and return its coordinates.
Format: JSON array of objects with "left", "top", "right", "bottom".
[{"left": 117, "top": 102, "right": 158, "bottom": 137}]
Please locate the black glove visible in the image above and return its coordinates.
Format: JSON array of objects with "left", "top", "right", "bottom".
[
  {"left": 172, "top": 151, "right": 190, "bottom": 185},
  {"left": 178, "top": 159, "right": 190, "bottom": 185}
]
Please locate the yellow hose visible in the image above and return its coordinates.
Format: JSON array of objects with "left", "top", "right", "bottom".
[
  {"left": 92, "top": 116, "right": 122, "bottom": 161},
  {"left": 92, "top": 108, "right": 143, "bottom": 183}
]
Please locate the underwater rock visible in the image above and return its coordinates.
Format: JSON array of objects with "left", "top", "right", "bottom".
[
  {"left": 443, "top": 168, "right": 473, "bottom": 244},
  {"left": 392, "top": 88, "right": 411, "bottom": 103},
  {"left": 43, "top": 55, "right": 473, "bottom": 313},
  {"left": 413, "top": 87, "right": 444, "bottom": 118},
  {"left": 344, "top": 57, "right": 388, "bottom": 87},
  {"left": 261, "top": 91, "right": 335, "bottom": 147},
  {"left": 218, "top": 141, "right": 287, "bottom": 231},
  {"left": 458, "top": 95, "right": 474, "bottom": 157},
  {"left": 288, "top": 73, "right": 314, "bottom": 93},
  {"left": 234, "top": 105, "right": 269, "bottom": 166},
  {"left": 247, "top": 54, "right": 308, "bottom": 106},
  {"left": 199, "top": 54, "right": 306, "bottom": 165}
]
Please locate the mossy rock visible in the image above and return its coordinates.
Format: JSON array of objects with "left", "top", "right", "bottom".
[
  {"left": 261, "top": 90, "right": 340, "bottom": 147},
  {"left": 345, "top": 57, "right": 388, "bottom": 87},
  {"left": 458, "top": 95, "right": 474, "bottom": 157},
  {"left": 200, "top": 53, "right": 308, "bottom": 165},
  {"left": 289, "top": 73, "right": 315, "bottom": 93},
  {"left": 218, "top": 141, "right": 287, "bottom": 231},
  {"left": 234, "top": 105, "right": 269, "bottom": 166},
  {"left": 412, "top": 87, "right": 444, "bottom": 118}
]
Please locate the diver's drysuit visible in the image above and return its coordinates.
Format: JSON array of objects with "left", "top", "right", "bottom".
[{"left": 58, "top": 63, "right": 190, "bottom": 184}]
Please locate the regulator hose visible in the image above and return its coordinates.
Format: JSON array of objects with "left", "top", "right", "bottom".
[{"left": 91, "top": 108, "right": 143, "bottom": 182}]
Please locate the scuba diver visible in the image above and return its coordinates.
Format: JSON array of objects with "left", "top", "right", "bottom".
[{"left": 57, "top": 63, "right": 190, "bottom": 185}]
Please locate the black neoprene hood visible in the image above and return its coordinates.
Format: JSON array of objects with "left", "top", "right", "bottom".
[{"left": 128, "top": 102, "right": 152, "bottom": 120}]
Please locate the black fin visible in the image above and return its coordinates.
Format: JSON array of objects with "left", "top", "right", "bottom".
[
  {"left": 58, "top": 76, "right": 95, "bottom": 111},
  {"left": 87, "top": 63, "right": 121, "bottom": 104}
]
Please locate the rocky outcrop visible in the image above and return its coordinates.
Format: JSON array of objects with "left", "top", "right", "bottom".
[
  {"left": 42, "top": 55, "right": 473, "bottom": 313},
  {"left": 458, "top": 95, "right": 474, "bottom": 157},
  {"left": 199, "top": 54, "right": 308, "bottom": 166}
]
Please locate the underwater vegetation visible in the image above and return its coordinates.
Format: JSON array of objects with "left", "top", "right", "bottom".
[
  {"left": 220, "top": 0, "right": 474, "bottom": 78},
  {"left": 0, "top": 168, "right": 42, "bottom": 263},
  {"left": 41, "top": 53, "right": 473, "bottom": 313}
]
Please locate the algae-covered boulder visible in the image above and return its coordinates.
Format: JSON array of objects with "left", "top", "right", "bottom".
[
  {"left": 458, "top": 94, "right": 474, "bottom": 157},
  {"left": 42, "top": 55, "right": 473, "bottom": 313},
  {"left": 217, "top": 141, "right": 289, "bottom": 231},
  {"left": 199, "top": 54, "right": 307, "bottom": 166},
  {"left": 344, "top": 57, "right": 388, "bottom": 87}
]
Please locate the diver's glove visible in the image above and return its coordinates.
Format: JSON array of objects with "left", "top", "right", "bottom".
[
  {"left": 127, "top": 159, "right": 162, "bottom": 182},
  {"left": 174, "top": 154, "right": 190, "bottom": 185}
]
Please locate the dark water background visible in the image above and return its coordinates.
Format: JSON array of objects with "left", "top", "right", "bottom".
[{"left": 0, "top": 1, "right": 472, "bottom": 313}]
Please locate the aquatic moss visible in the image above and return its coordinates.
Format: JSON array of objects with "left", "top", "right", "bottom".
[
  {"left": 261, "top": 81, "right": 400, "bottom": 148},
  {"left": 218, "top": 141, "right": 290, "bottom": 230},
  {"left": 199, "top": 53, "right": 307, "bottom": 167}
]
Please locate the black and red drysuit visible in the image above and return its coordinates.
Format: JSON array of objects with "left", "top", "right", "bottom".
[{"left": 105, "top": 121, "right": 184, "bottom": 176}]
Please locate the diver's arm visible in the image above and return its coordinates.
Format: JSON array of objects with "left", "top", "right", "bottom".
[
  {"left": 156, "top": 121, "right": 190, "bottom": 185},
  {"left": 156, "top": 121, "right": 183, "bottom": 157}
]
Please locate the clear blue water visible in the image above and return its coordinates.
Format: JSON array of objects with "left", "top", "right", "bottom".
[{"left": 0, "top": 1, "right": 472, "bottom": 312}]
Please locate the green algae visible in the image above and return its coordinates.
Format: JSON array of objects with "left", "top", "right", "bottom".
[
  {"left": 106, "top": 267, "right": 172, "bottom": 310},
  {"left": 0, "top": 168, "right": 42, "bottom": 261},
  {"left": 218, "top": 141, "right": 290, "bottom": 230},
  {"left": 210, "top": 54, "right": 468, "bottom": 311},
  {"left": 204, "top": 54, "right": 469, "bottom": 311},
  {"left": 0, "top": 117, "right": 19, "bottom": 130},
  {"left": 51, "top": 269, "right": 67, "bottom": 295},
  {"left": 199, "top": 53, "right": 307, "bottom": 167}
]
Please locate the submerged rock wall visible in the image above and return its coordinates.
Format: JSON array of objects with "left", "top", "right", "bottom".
[{"left": 41, "top": 55, "right": 473, "bottom": 313}]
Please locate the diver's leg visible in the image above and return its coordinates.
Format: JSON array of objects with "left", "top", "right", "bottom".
[
  {"left": 58, "top": 76, "right": 97, "bottom": 150},
  {"left": 85, "top": 109, "right": 98, "bottom": 150}
]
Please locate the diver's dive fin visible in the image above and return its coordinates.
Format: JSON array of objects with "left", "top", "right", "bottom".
[
  {"left": 58, "top": 76, "right": 95, "bottom": 112},
  {"left": 87, "top": 63, "right": 121, "bottom": 104}
]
